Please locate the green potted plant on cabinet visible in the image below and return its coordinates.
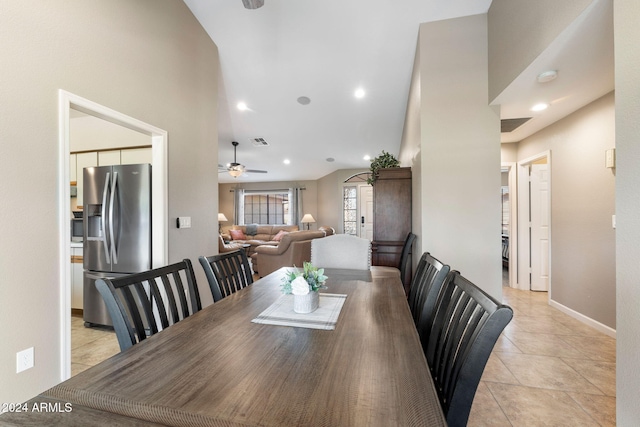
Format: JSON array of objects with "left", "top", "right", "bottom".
[{"left": 367, "top": 151, "right": 400, "bottom": 185}]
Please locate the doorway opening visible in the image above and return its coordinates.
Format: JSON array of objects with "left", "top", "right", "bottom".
[
  {"left": 58, "top": 90, "right": 168, "bottom": 380},
  {"left": 501, "top": 163, "right": 517, "bottom": 288},
  {"left": 516, "top": 151, "right": 551, "bottom": 293}
]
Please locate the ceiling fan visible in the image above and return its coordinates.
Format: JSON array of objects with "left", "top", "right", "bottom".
[{"left": 219, "top": 141, "right": 268, "bottom": 178}]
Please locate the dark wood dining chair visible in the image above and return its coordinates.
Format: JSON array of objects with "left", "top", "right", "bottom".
[
  {"left": 371, "top": 232, "right": 417, "bottom": 294},
  {"left": 407, "top": 252, "right": 450, "bottom": 327},
  {"left": 199, "top": 249, "right": 253, "bottom": 302},
  {"left": 398, "top": 232, "right": 417, "bottom": 292},
  {"left": 95, "top": 259, "right": 202, "bottom": 352},
  {"left": 424, "top": 271, "right": 513, "bottom": 427}
]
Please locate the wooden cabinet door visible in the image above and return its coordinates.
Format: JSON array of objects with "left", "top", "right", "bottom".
[
  {"left": 372, "top": 167, "right": 412, "bottom": 267},
  {"left": 121, "top": 147, "right": 152, "bottom": 164},
  {"left": 98, "top": 150, "right": 121, "bottom": 166}
]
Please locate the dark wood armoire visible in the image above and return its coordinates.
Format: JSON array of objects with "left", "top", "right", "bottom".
[{"left": 371, "top": 167, "right": 412, "bottom": 275}]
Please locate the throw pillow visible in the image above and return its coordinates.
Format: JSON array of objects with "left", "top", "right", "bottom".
[
  {"left": 229, "top": 229, "right": 247, "bottom": 240},
  {"left": 272, "top": 230, "right": 289, "bottom": 242}
]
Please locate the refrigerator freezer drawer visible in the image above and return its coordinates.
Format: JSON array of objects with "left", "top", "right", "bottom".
[{"left": 83, "top": 271, "right": 130, "bottom": 327}]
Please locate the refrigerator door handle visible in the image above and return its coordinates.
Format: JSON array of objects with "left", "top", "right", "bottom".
[
  {"left": 109, "top": 171, "right": 119, "bottom": 265},
  {"left": 101, "top": 172, "right": 111, "bottom": 264}
]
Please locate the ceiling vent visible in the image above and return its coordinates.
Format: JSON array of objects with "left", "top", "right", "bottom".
[
  {"left": 242, "top": 0, "right": 264, "bottom": 9},
  {"left": 250, "top": 137, "right": 269, "bottom": 147},
  {"left": 501, "top": 118, "right": 532, "bottom": 133}
]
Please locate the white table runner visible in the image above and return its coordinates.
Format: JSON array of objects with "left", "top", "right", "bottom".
[{"left": 252, "top": 293, "right": 347, "bottom": 330}]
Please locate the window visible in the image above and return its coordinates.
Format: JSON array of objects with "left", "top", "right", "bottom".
[
  {"left": 343, "top": 186, "right": 357, "bottom": 235},
  {"left": 243, "top": 191, "right": 290, "bottom": 225}
]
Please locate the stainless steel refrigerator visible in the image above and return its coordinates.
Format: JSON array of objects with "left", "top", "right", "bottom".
[{"left": 83, "top": 164, "right": 152, "bottom": 327}]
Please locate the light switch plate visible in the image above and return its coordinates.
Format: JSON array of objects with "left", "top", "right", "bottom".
[
  {"left": 177, "top": 217, "right": 192, "bottom": 228},
  {"left": 605, "top": 148, "right": 615, "bottom": 168}
]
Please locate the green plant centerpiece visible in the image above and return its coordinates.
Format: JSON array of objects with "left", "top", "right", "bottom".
[
  {"left": 367, "top": 150, "right": 400, "bottom": 185},
  {"left": 282, "top": 262, "right": 328, "bottom": 313}
]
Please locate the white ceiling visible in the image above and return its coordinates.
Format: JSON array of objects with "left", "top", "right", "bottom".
[{"left": 184, "top": 0, "right": 613, "bottom": 183}]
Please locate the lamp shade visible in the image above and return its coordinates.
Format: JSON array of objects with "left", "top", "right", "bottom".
[
  {"left": 218, "top": 213, "right": 228, "bottom": 222},
  {"left": 301, "top": 214, "right": 316, "bottom": 224}
]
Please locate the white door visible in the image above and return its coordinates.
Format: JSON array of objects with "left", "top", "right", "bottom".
[
  {"left": 530, "top": 163, "right": 550, "bottom": 291},
  {"left": 359, "top": 185, "right": 373, "bottom": 240}
]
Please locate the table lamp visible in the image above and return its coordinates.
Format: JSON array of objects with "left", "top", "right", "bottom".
[
  {"left": 218, "top": 213, "right": 228, "bottom": 234},
  {"left": 301, "top": 214, "right": 316, "bottom": 230}
]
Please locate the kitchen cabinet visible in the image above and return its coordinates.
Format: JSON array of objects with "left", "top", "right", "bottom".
[
  {"left": 98, "top": 150, "right": 121, "bottom": 166},
  {"left": 71, "top": 246, "right": 84, "bottom": 310},
  {"left": 75, "top": 152, "right": 98, "bottom": 209},
  {"left": 70, "top": 153, "right": 77, "bottom": 183},
  {"left": 121, "top": 147, "right": 152, "bottom": 164}
]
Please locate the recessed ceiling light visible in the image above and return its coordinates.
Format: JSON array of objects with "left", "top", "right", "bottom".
[
  {"left": 354, "top": 88, "right": 365, "bottom": 99},
  {"left": 237, "top": 102, "right": 248, "bottom": 111},
  {"left": 531, "top": 103, "right": 549, "bottom": 112},
  {"left": 283, "top": 159, "right": 290, "bottom": 165},
  {"left": 363, "top": 155, "right": 371, "bottom": 161},
  {"left": 326, "top": 157, "right": 335, "bottom": 163},
  {"left": 537, "top": 70, "right": 558, "bottom": 83},
  {"left": 297, "top": 96, "right": 311, "bottom": 105}
]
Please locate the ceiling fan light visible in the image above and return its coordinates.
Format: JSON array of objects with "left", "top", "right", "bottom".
[
  {"left": 242, "top": 0, "right": 264, "bottom": 9},
  {"left": 229, "top": 169, "right": 243, "bottom": 178}
]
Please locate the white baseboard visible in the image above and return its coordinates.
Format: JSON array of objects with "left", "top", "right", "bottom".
[{"left": 549, "top": 299, "right": 616, "bottom": 339}]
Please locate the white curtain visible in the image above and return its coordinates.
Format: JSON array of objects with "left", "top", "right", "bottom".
[
  {"left": 234, "top": 188, "right": 245, "bottom": 225},
  {"left": 289, "top": 187, "right": 304, "bottom": 228}
]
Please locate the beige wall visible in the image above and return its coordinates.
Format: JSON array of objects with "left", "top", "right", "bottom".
[
  {"left": 417, "top": 14, "right": 502, "bottom": 298},
  {"left": 614, "top": 0, "right": 640, "bottom": 422},
  {"left": 517, "top": 92, "right": 616, "bottom": 328},
  {"left": 399, "top": 42, "right": 423, "bottom": 272},
  {"left": 0, "top": 0, "right": 218, "bottom": 403},
  {"left": 219, "top": 180, "right": 319, "bottom": 232},
  {"left": 487, "top": 0, "right": 592, "bottom": 101},
  {"left": 500, "top": 143, "right": 518, "bottom": 163}
]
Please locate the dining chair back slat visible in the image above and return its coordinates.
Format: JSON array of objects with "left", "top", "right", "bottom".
[
  {"left": 95, "top": 259, "right": 202, "bottom": 352},
  {"left": 199, "top": 250, "right": 253, "bottom": 302},
  {"left": 398, "top": 232, "right": 417, "bottom": 290},
  {"left": 424, "top": 271, "right": 513, "bottom": 427},
  {"left": 408, "top": 253, "right": 450, "bottom": 328}
]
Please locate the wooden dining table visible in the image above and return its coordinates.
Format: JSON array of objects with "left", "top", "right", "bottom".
[{"left": 2, "top": 268, "right": 446, "bottom": 427}]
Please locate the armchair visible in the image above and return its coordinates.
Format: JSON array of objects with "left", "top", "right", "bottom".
[
  {"left": 253, "top": 231, "right": 326, "bottom": 277},
  {"left": 219, "top": 235, "right": 244, "bottom": 253}
]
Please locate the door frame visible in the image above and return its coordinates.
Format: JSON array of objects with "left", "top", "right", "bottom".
[
  {"left": 501, "top": 162, "right": 517, "bottom": 288},
  {"left": 358, "top": 184, "right": 373, "bottom": 240},
  {"left": 516, "top": 150, "right": 551, "bottom": 294},
  {"left": 58, "top": 90, "right": 168, "bottom": 380}
]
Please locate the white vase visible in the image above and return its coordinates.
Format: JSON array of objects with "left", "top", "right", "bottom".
[{"left": 293, "top": 291, "right": 320, "bottom": 314}]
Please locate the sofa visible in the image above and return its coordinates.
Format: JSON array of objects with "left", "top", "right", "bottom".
[
  {"left": 226, "top": 224, "right": 299, "bottom": 257},
  {"left": 252, "top": 230, "right": 327, "bottom": 277}
]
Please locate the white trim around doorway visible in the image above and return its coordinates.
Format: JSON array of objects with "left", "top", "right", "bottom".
[
  {"left": 58, "top": 90, "right": 168, "bottom": 380},
  {"left": 516, "top": 150, "right": 552, "bottom": 295},
  {"left": 502, "top": 162, "right": 517, "bottom": 288}
]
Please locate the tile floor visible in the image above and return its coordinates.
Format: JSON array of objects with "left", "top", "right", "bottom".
[
  {"left": 467, "top": 278, "right": 616, "bottom": 426},
  {"left": 71, "top": 270, "right": 616, "bottom": 426}
]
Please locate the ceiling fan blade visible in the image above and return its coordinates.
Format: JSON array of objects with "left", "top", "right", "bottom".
[{"left": 245, "top": 169, "right": 268, "bottom": 173}]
